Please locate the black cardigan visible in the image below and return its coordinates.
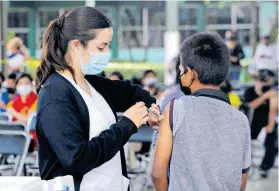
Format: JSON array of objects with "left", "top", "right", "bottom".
[{"left": 36, "top": 72, "right": 156, "bottom": 191}]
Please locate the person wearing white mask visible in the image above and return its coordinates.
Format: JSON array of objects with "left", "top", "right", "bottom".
[
  {"left": 7, "top": 73, "right": 37, "bottom": 123},
  {"left": 35, "top": 7, "right": 160, "bottom": 191},
  {"left": 142, "top": 70, "right": 158, "bottom": 96}
]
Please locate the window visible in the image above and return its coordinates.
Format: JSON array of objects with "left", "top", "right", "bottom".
[
  {"left": 39, "top": 10, "right": 59, "bottom": 27},
  {"left": 180, "top": 30, "right": 197, "bottom": 43},
  {"left": 148, "top": 7, "right": 165, "bottom": 26},
  {"left": 179, "top": 7, "right": 197, "bottom": 26},
  {"left": 97, "top": 7, "right": 113, "bottom": 22},
  {"left": 179, "top": 5, "right": 198, "bottom": 43},
  {"left": 237, "top": 29, "right": 250, "bottom": 46},
  {"left": 120, "top": 7, "right": 142, "bottom": 27},
  {"left": 8, "top": 9, "right": 29, "bottom": 48},
  {"left": 148, "top": 28, "right": 164, "bottom": 47},
  {"left": 119, "top": 29, "right": 143, "bottom": 48},
  {"left": 8, "top": 11, "right": 28, "bottom": 28},
  {"left": 37, "top": 9, "right": 60, "bottom": 49},
  {"left": 207, "top": 29, "right": 228, "bottom": 39},
  {"left": 236, "top": 6, "right": 252, "bottom": 24},
  {"left": 207, "top": 7, "right": 231, "bottom": 25}
]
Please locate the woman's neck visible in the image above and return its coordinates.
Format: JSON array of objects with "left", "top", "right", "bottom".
[{"left": 58, "top": 67, "right": 85, "bottom": 85}]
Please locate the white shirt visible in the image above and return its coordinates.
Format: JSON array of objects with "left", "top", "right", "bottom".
[
  {"left": 7, "top": 51, "right": 25, "bottom": 69},
  {"left": 254, "top": 43, "right": 278, "bottom": 71},
  {"left": 60, "top": 74, "right": 129, "bottom": 191}
]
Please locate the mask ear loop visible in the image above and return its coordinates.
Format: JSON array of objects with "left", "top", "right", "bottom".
[{"left": 188, "top": 74, "right": 195, "bottom": 88}]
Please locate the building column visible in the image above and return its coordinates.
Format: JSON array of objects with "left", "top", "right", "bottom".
[
  {"left": 197, "top": 3, "right": 206, "bottom": 32},
  {"left": 164, "top": 1, "right": 180, "bottom": 85},
  {"left": 0, "top": 1, "right": 8, "bottom": 73},
  {"left": 111, "top": 5, "right": 119, "bottom": 59},
  {"left": 28, "top": 7, "right": 36, "bottom": 57}
]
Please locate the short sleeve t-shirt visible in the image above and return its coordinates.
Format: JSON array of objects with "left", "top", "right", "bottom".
[
  {"left": 7, "top": 92, "right": 37, "bottom": 121},
  {"left": 244, "top": 87, "right": 269, "bottom": 139}
]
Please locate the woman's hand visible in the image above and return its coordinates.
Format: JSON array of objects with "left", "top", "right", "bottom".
[
  {"left": 148, "top": 104, "right": 161, "bottom": 128},
  {"left": 124, "top": 102, "right": 149, "bottom": 128}
]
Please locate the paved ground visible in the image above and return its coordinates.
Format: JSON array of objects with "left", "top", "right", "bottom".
[{"left": 130, "top": 141, "right": 278, "bottom": 191}]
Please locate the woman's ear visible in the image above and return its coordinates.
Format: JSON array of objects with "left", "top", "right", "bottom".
[{"left": 69, "top": 40, "right": 81, "bottom": 54}]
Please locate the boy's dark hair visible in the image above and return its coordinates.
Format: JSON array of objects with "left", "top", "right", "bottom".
[
  {"left": 143, "top": 70, "right": 157, "bottom": 79},
  {"left": 180, "top": 32, "right": 230, "bottom": 86},
  {"left": 110, "top": 71, "right": 124, "bottom": 81},
  {"left": 8, "top": 73, "right": 17, "bottom": 80},
  {"left": 16, "top": 73, "right": 33, "bottom": 85}
]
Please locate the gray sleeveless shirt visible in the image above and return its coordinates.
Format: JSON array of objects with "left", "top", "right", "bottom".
[{"left": 169, "top": 89, "right": 251, "bottom": 191}]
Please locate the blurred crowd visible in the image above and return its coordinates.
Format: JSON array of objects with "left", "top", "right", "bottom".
[{"left": 0, "top": 31, "right": 278, "bottom": 181}]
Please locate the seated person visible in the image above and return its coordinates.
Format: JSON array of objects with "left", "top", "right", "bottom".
[
  {"left": 7, "top": 73, "right": 38, "bottom": 151},
  {"left": 141, "top": 70, "right": 158, "bottom": 96},
  {"left": 0, "top": 72, "right": 8, "bottom": 112},
  {"left": 7, "top": 73, "right": 37, "bottom": 123},
  {"left": 152, "top": 32, "right": 250, "bottom": 191},
  {"left": 108, "top": 71, "right": 124, "bottom": 81}
]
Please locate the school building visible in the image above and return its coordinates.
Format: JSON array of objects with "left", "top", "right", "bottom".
[{"left": 6, "top": 1, "right": 278, "bottom": 63}]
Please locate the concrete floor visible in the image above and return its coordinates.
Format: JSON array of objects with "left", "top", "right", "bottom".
[{"left": 130, "top": 141, "right": 278, "bottom": 191}]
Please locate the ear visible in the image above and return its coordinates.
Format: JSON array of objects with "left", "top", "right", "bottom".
[
  {"left": 187, "top": 67, "right": 195, "bottom": 79},
  {"left": 69, "top": 40, "right": 82, "bottom": 54}
]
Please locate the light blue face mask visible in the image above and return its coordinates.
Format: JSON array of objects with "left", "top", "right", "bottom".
[{"left": 77, "top": 47, "right": 110, "bottom": 75}]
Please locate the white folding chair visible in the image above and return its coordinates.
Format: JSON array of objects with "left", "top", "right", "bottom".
[
  {"left": 0, "top": 112, "right": 12, "bottom": 122},
  {"left": 0, "top": 122, "right": 31, "bottom": 176}
]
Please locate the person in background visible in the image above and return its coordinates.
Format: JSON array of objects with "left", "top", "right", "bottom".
[
  {"left": 7, "top": 73, "right": 37, "bottom": 123},
  {"left": 6, "top": 37, "right": 30, "bottom": 75},
  {"left": 243, "top": 70, "right": 276, "bottom": 141},
  {"left": 152, "top": 32, "right": 251, "bottom": 191},
  {"left": 130, "top": 75, "right": 141, "bottom": 86},
  {"left": 225, "top": 30, "right": 245, "bottom": 82},
  {"left": 220, "top": 80, "right": 242, "bottom": 109},
  {"left": 142, "top": 70, "right": 157, "bottom": 96},
  {"left": 259, "top": 92, "right": 278, "bottom": 178},
  {"left": 0, "top": 72, "right": 9, "bottom": 112},
  {"left": 97, "top": 71, "right": 106, "bottom": 78},
  {"left": 108, "top": 71, "right": 124, "bottom": 81},
  {"left": 152, "top": 55, "right": 184, "bottom": 148},
  {"left": 1, "top": 73, "right": 17, "bottom": 103},
  {"left": 254, "top": 35, "right": 278, "bottom": 74}
]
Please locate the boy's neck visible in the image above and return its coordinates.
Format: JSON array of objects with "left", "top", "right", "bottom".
[{"left": 191, "top": 84, "right": 219, "bottom": 94}]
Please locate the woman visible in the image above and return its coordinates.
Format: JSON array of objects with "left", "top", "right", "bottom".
[{"left": 36, "top": 7, "right": 160, "bottom": 191}]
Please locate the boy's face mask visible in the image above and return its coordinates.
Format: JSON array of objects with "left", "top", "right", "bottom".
[{"left": 179, "top": 67, "right": 194, "bottom": 95}]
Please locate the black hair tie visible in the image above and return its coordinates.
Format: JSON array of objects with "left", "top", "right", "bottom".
[{"left": 57, "top": 14, "right": 66, "bottom": 29}]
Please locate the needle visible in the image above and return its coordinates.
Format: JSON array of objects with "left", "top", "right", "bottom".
[{"left": 147, "top": 109, "right": 164, "bottom": 121}]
